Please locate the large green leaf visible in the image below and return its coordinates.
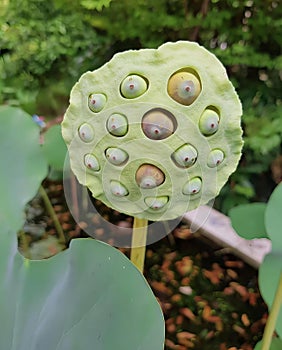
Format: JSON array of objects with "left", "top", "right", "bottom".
[
  {"left": 259, "top": 252, "right": 282, "bottom": 338},
  {"left": 229, "top": 203, "right": 268, "bottom": 240},
  {"left": 0, "top": 106, "right": 48, "bottom": 231},
  {"left": 0, "top": 232, "right": 164, "bottom": 350},
  {"left": 254, "top": 337, "right": 282, "bottom": 350},
  {"left": 42, "top": 124, "right": 68, "bottom": 171},
  {"left": 265, "top": 183, "right": 282, "bottom": 251}
]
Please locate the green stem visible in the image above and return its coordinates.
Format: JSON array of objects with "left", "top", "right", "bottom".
[
  {"left": 19, "top": 230, "right": 31, "bottom": 259},
  {"left": 39, "top": 185, "right": 66, "bottom": 245},
  {"left": 71, "top": 173, "right": 80, "bottom": 220},
  {"left": 261, "top": 272, "right": 282, "bottom": 350},
  {"left": 130, "top": 217, "right": 148, "bottom": 273}
]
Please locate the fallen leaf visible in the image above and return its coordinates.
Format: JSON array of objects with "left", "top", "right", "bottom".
[
  {"left": 150, "top": 281, "right": 173, "bottom": 297},
  {"left": 224, "top": 260, "right": 244, "bottom": 268},
  {"left": 241, "top": 313, "right": 250, "bottom": 327},
  {"left": 180, "top": 307, "right": 197, "bottom": 321},
  {"left": 176, "top": 331, "right": 196, "bottom": 347}
]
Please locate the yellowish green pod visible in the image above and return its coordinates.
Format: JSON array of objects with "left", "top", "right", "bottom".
[{"left": 62, "top": 41, "right": 243, "bottom": 221}]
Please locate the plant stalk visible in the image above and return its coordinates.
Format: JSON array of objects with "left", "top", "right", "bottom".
[
  {"left": 261, "top": 272, "right": 282, "bottom": 350},
  {"left": 19, "top": 230, "right": 31, "bottom": 259},
  {"left": 39, "top": 185, "right": 66, "bottom": 245},
  {"left": 70, "top": 173, "right": 80, "bottom": 220},
  {"left": 130, "top": 217, "right": 148, "bottom": 273}
]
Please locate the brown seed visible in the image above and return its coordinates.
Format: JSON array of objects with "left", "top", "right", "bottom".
[
  {"left": 135, "top": 164, "right": 165, "bottom": 188},
  {"left": 167, "top": 71, "right": 201, "bottom": 105},
  {"left": 142, "top": 108, "right": 176, "bottom": 140}
]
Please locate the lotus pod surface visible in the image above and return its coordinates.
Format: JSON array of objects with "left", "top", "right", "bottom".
[{"left": 62, "top": 41, "right": 243, "bottom": 221}]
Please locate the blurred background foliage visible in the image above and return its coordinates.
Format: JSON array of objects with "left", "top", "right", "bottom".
[{"left": 0, "top": 0, "right": 281, "bottom": 212}]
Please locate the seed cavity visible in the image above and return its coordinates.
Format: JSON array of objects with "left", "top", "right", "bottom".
[
  {"left": 207, "top": 149, "right": 225, "bottom": 168},
  {"left": 135, "top": 164, "right": 165, "bottom": 189},
  {"left": 182, "top": 177, "right": 202, "bottom": 195},
  {"left": 142, "top": 108, "right": 177, "bottom": 140},
  {"left": 167, "top": 70, "right": 201, "bottom": 105},
  {"left": 199, "top": 108, "right": 220, "bottom": 135},
  {"left": 88, "top": 93, "right": 107, "bottom": 112},
  {"left": 145, "top": 196, "right": 168, "bottom": 210},
  {"left": 110, "top": 180, "right": 128, "bottom": 196},
  {"left": 171, "top": 144, "right": 198, "bottom": 168},
  {"left": 78, "top": 123, "right": 94, "bottom": 142},
  {"left": 120, "top": 74, "right": 148, "bottom": 99},
  {"left": 84, "top": 154, "right": 100, "bottom": 171},
  {"left": 107, "top": 113, "right": 128, "bottom": 136},
  {"left": 105, "top": 147, "right": 129, "bottom": 166}
]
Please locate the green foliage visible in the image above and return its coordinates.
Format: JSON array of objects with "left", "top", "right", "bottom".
[
  {"left": 218, "top": 173, "right": 256, "bottom": 214},
  {"left": 255, "top": 337, "right": 282, "bottom": 350},
  {"left": 80, "top": 0, "right": 113, "bottom": 11},
  {"left": 241, "top": 77, "right": 282, "bottom": 169},
  {"left": 229, "top": 203, "right": 268, "bottom": 240},
  {"left": 42, "top": 124, "right": 68, "bottom": 171},
  {"left": 0, "top": 105, "right": 165, "bottom": 349},
  {"left": 265, "top": 183, "right": 282, "bottom": 251},
  {"left": 229, "top": 183, "right": 282, "bottom": 346},
  {"left": 259, "top": 252, "right": 282, "bottom": 337},
  {"left": 0, "top": 106, "right": 48, "bottom": 231},
  {"left": 0, "top": 233, "right": 164, "bottom": 350},
  {"left": 0, "top": 0, "right": 109, "bottom": 114}
]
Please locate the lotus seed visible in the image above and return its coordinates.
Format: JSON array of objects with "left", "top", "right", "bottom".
[
  {"left": 120, "top": 74, "right": 148, "bottom": 99},
  {"left": 88, "top": 93, "right": 107, "bottom": 112},
  {"left": 207, "top": 149, "right": 225, "bottom": 168},
  {"left": 110, "top": 180, "right": 128, "bottom": 196},
  {"left": 84, "top": 154, "right": 100, "bottom": 171},
  {"left": 172, "top": 144, "right": 198, "bottom": 168},
  {"left": 142, "top": 109, "right": 176, "bottom": 140},
  {"left": 167, "top": 71, "right": 201, "bottom": 105},
  {"left": 107, "top": 113, "right": 128, "bottom": 136},
  {"left": 105, "top": 147, "right": 129, "bottom": 166},
  {"left": 183, "top": 177, "right": 202, "bottom": 195},
  {"left": 199, "top": 109, "right": 220, "bottom": 135},
  {"left": 78, "top": 123, "right": 94, "bottom": 142},
  {"left": 145, "top": 196, "right": 169, "bottom": 210},
  {"left": 135, "top": 164, "right": 165, "bottom": 189}
]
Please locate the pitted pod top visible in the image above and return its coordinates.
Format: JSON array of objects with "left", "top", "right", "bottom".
[{"left": 62, "top": 41, "right": 243, "bottom": 221}]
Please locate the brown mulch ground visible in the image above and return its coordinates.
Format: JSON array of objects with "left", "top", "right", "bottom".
[{"left": 19, "top": 179, "right": 268, "bottom": 350}]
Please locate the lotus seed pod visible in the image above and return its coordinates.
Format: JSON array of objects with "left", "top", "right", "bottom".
[
  {"left": 135, "top": 164, "right": 165, "bottom": 189},
  {"left": 207, "top": 149, "right": 225, "bottom": 168},
  {"left": 84, "top": 153, "right": 100, "bottom": 171},
  {"left": 88, "top": 93, "right": 107, "bottom": 112},
  {"left": 78, "top": 123, "right": 94, "bottom": 142},
  {"left": 142, "top": 109, "right": 176, "bottom": 140},
  {"left": 167, "top": 71, "right": 201, "bottom": 105},
  {"left": 145, "top": 196, "right": 168, "bottom": 210},
  {"left": 105, "top": 147, "right": 129, "bottom": 166},
  {"left": 107, "top": 113, "right": 128, "bottom": 136},
  {"left": 199, "top": 109, "right": 220, "bottom": 136},
  {"left": 110, "top": 180, "right": 128, "bottom": 196},
  {"left": 172, "top": 144, "right": 198, "bottom": 168},
  {"left": 120, "top": 74, "right": 148, "bottom": 99},
  {"left": 183, "top": 177, "right": 202, "bottom": 195},
  {"left": 62, "top": 41, "right": 243, "bottom": 221}
]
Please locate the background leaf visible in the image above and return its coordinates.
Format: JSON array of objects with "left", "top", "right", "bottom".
[
  {"left": 265, "top": 183, "right": 282, "bottom": 251},
  {"left": 229, "top": 203, "right": 268, "bottom": 240},
  {"left": 42, "top": 124, "right": 68, "bottom": 171},
  {"left": 259, "top": 252, "right": 282, "bottom": 338},
  {"left": 0, "top": 233, "right": 165, "bottom": 350},
  {"left": 0, "top": 106, "right": 48, "bottom": 231},
  {"left": 254, "top": 337, "right": 282, "bottom": 350}
]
